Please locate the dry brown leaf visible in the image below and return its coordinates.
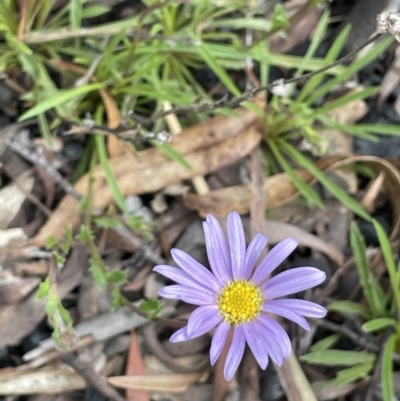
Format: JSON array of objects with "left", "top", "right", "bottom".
[
  {"left": 0, "top": 171, "right": 34, "bottom": 229},
  {"left": 184, "top": 155, "right": 400, "bottom": 240},
  {"left": 270, "top": 2, "right": 322, "bottom": 53},
  {"left": 108, "top": 372, "right": 206, "bottom": 393},
  {"left": 0, "top": 274, "right": 40, "bottom": 305},
  {"left": 263, "top": 220, "right": 344, "bottom": 266},
  {"left": 126, "top": 331, "right": 149, "bottom": 401},
  {"left": 0, "top": 247, "right": 87, "bottom": 348},
  {"left": 33, "top": 101, "right": 264, "bottom": 245},
  {"left": 361, "top": 170, "right": 385, "bottom": 212},
  {"left": 0, "top": 357, "right": 121, "bottom": 395},
  {"left": 99, "top": 88, "right": 124, "bottom": 157}
]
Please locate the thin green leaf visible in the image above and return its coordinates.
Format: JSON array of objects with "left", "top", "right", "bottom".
[
  {"left": 95, "top": 135, "right": 129, "bottom": 214},
  {"left": 310, "top": 333, "right": 341, "bottom": 352},
  {"left": 333, "top": 362, "right": 374, "bottom": 385},
  {"left": 194, "top": 41, "right": 241, "bottom": 96},
  {"left": 19, "top": 83, "right": 104, "bottom": 121},
  {"left": 372, "top": 219, "right": 400, "bottom": 318},
  {"left": 306, "top": 36, "right": 393, "bottom": 105},
  {"left": 279, "top": 140, "right": 371, "bottom": 220},
  {"left": 89, "top": 257, "right": 107, "bottom": 289},
  {"left": 36, "top": 276, "right": 51, "bottom": 299},
  {"left": 362, "top": 318, "right": 397, "bottom": 333},
  {"left": 151, "top": 140, "right": 194, "bottom": 171},
  {"left": 310, "top": 87, "right": 379, "bottom": 117},
  {"left": 355, "top": 124, "right": 400, "bottom": 136},
  {"left": 328, "top": 300, "right": 370, "bottom": 319},
  {"left": 295, "top": 10, "right": 330, "bottom": 79},
  {"left": 268, "top": 140, "right": 324, "bottom": 208},
  {"left": 81, "top": 5, "right": 109, "bottom": 18},
  {"left": 382, "top": 333, "right": 396, "bottom": 401},
  {"left": 300, "top": 350, "right": 376, "bottom": 366},
  {"left": 297, "top": 24, "right": 351, "bottom": 102},
  {"left": 70, "top": 0, "right": 82, "bottom": 28},
  {"left": 350, "top": 221, "right": 385, "bottom": 316}
]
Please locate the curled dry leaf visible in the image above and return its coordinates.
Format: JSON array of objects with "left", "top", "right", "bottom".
[
  {"left": 100, "top": 88, "right": 124, "bottom": 157},
  {"left": 263, "top": 220, "right": 344, "bottom": 266},
  {"left": 33, "top": 99, "right": 264, "bottom": 245},
  {"left": 108, "top": 372, "right": 207, "bottom": 393},
  {"left": 0, "top": 274, "right": 40, "bottom": 305},
  {"left": 0, "top": 171, "right": 34, "bottom": 229},
  {"left": 185, "top": 155, "right": 400, "bottom": 240}
]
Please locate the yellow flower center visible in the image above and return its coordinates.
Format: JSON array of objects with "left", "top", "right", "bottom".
[{"left": 217, "top": 280, "right": 263, "bottom": 325}]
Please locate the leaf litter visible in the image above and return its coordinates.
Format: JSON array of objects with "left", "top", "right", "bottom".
[{"left": 1, "top": 1, "right": 400, "bottom": 401}]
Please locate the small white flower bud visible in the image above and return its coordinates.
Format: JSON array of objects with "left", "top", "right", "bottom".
[{"left": 377, "top": 12, "right": 400, "bottom": 43}]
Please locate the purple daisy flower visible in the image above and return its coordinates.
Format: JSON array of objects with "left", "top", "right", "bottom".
[{"left": 154, "top": 211, "right": 327, "bottom": 381}]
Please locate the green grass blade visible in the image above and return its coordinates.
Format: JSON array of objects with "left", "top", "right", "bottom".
[
  {"left": 95, "top": 135, "right": 128, "bottom": 214},
  {"left": 381, "top": 333, "right": 396, "bottom": 401},
  {"left": 19, "top": 83, "right": 104, "bottom": 121},
  {"left": 268, "top": 140, "right": 324, "bottom": 208},
  {"left": 355, "top": 124, "right": 400, "bottom": 136},
  {"left": 151, "top": 140, "right": 194, "bottom": 171},
  {"left": 295, "top": 10, "right": 329, "bottom": 79},
  {"left": 310, "top": 333, "right": 341, "bottom": 352},
  {"left": 194, "top": 41, "right": 241, "bottom": 96},
  {"left": 278, "top": 140, "right": 370, "bottom": 220},
  {"left": 362, "top": 318, "right": 397, "bottom": 333},
  {"left": 328, "top": 300, "right": 370, "bottom": 319},
  {"left": 300, "top": 350, "right": 375, "bottom": 366},
  {"left": 306, "top": 36, "right": 393, "bottom": 105},
  {"left": 350, "top": 221, "right": 385, "bottom": 316},
  {"left": 372, "top": 219, "right": 400, "bottom": 318},
  {"left": 310, "top": 87, "right": 379, "bottom": 117},
  {"left": 298, "top": 24, "right": 351, "bottom": 102}
]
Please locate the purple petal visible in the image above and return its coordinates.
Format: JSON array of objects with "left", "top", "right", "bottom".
[
  {"left": 224, "top": 325, "right": 246, "bottom": 381},
  {"left": 227, "top": 211, "right": 247, "bottom": 279},
  {"left": 253, "top": 320, "right": 283, "bottom": 366},
  {"left": 158, "top": 285, "right": 215, "bottom": 305},
  {"left": 252, "top": 238, "right": 298, "bottom": 285},
  {"left": 266, "top": 299, "right": 327, "bottom": 318},
  {"left": 187, "top": 305, "right": 222, "bottom": 337},
  {"left": 205, "top": 214, "right": 231, "bottom": 274},
  {"left": 263, "top": 267, "right": 326, "bottom": 300},
  {"left": 170, "top": 326, "right": 188, "bottom": 342},
  {"left": 154, "top": 265, "right": 217, "bottom": 293},
  {"left": 210, "top": 322, "right": 230, "bottom": 365},
  {"left": 263, "top": 301, "right": 310, "bottom": 331},
  {"left": 243, "top": 233, "right": 268, "bottom": 279},
  {"left": 259, "top": 314, "right": 292, "bottom": 361},
  {"left": 203, "top": 218, "right": 232, "bottom": 284},
  {"left": 170, "top": 248, "right": 220, "bottom": 291},
  {"left": 243, "top": 322, "right": 269, "bottom": 369}
]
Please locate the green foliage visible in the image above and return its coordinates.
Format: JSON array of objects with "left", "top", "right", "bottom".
[
  {"left": 382, "top": 333, "right": 396, "bottom": 401},
  {"left": 350, "top": 221, "right": 386, "bottom": 318},
  {"left": 140, "top": 298, "right": 164, "bottom": 319},
  {"left": 300, "top": 350, "right": 376, "bottom": 366},
  {"left": 328, "top": 300, "right": 370, "bottom": 319},
  {"left": 310, "top": 333, "right": 341, "bottom": 353},
  {"left": 94, "top": 216, "right": 122, "bottom": 229},
  {"left": 322, "top": 221, "right": 400, "bottom": 394}
]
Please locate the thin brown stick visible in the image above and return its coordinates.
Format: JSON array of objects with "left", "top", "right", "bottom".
[
  {"left": 61, "top": 353, "right": 127, "bottom": 401},
  {"left": 8, "top": 138, "right": 83, "bottom": 200},
  {"left": 317, "top": 320, "right": 400, "bottom": 363}
]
